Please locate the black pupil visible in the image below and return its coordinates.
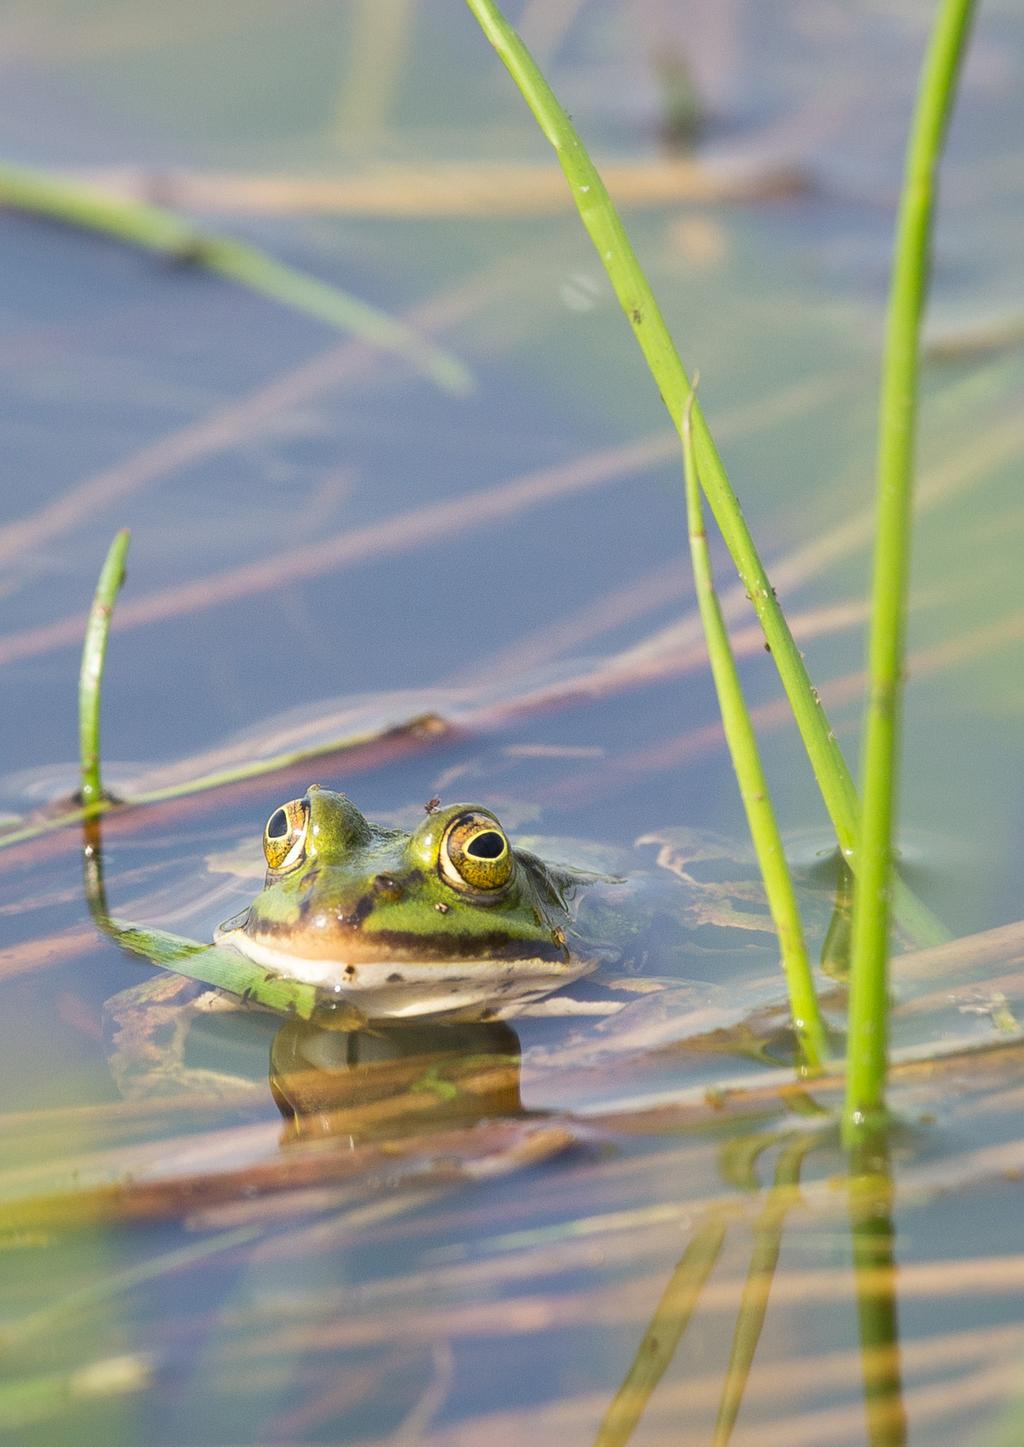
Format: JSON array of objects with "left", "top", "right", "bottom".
[
  {"left": 267, "top": 808, "right": 289, "bottom": 839},
  {"left": 467, "top": 830, "right": 504, "bottom": 859}
]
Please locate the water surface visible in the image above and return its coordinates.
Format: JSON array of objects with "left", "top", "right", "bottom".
[{"left": 1, "top": 2, "right": 1023, "bottom": 1443}]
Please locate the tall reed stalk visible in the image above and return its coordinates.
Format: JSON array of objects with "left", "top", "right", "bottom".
[
  {"left": 463, "top": 0, "right": 947, "bottom": 954},
  {"left": 843, "top": 0, "right": 977, "bottom": 1143},
  {"left": 683, "top": 396, "right": 828, "bottom": 1071}
]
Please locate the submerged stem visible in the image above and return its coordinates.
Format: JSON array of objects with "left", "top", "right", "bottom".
[
  {"left": 712, "top": 1134, "right": 817, "bottom": 1446},
  {"left": 849, "top": 1138, "right": 908, "bottom": 1444},
  {"left": 594, "top": 1219, "right": 727, "bottom": 1447}
]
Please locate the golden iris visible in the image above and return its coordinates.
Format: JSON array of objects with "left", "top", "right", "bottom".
[
  {"left": 441, "top": 812, "right": 513, "bottom": 891},
  {"left": 263, "top": 798, "right": 310, "bottom": 872}
]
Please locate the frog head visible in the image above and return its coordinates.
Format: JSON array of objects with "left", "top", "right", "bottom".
[{"left": 215, "top": 787, "right": 598, "bottom": 1019}]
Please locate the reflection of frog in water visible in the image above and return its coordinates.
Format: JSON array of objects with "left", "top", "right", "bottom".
[
  {"left": 270, "top": 1016, "right": 524, "bottom": 1143},
  {"left": 94, "top": 785, "right": 850, "bottom": 1117}
]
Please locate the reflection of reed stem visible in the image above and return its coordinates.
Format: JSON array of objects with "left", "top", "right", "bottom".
[
  {"left": 850, "top": 1142, "right": 907, "bottom": 1446},
  {"left": 593, "top": 1219, "right": 727, "bottom": 1447},
  {"left": 711, "top": 1134, "right": 817, "bottom": 1445},
  {"left": 332, "top": 0, "right": 414, "bottom": 147}
]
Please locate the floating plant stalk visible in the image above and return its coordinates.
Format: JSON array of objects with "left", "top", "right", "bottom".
[
  {"left": 462, "top": 0, "right": 946, "bottom": 952},
  {"left": 843, "top": 0, "right": 977, "bottom": 1143},
  {"left": 78, "top": 528, "right": 130, "bottom": 811},
  {"left": 0, "top": 710, "right": 450, "bottom": 853},
  {"left": 92, "top": 913, "right": 325, "bottom": 1018},
  {"left": 683, "top": 396, "right": 828, "bottom": 1071},
  {"left": 0, "top": 161, "right": 470, "bottom": 394}
]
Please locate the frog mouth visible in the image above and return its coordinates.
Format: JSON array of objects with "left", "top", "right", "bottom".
[
  {"left": 215, "top": 906, "right": 573, "bottom": 962},
  {"left": 214, "top": 921, "right": 596, "bottom": 1019}
]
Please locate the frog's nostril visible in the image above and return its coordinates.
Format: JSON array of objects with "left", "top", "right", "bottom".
[
  {"left": 217, "top": 908, "right": 250, "bottom": 935},
  {"left": 373, "top": 874, "right": 404, "bottom": 900}
]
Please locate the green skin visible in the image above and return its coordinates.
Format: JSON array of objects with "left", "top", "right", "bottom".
[{"left": 213, "top": 786, "right": 613, "bottom": 1020}]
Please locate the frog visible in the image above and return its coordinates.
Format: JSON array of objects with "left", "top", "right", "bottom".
[
  {"left": 95, "top": 783, "right": 849, "bottom": 1118},
  {"left": 211, "top": 784, "right": 617, "bottom": 1021}
]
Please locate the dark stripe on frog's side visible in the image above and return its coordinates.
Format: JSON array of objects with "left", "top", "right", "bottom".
[{"left": 246, "top": 914, "right": 571, "bottom": 963}]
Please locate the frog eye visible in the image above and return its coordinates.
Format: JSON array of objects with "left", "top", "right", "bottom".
[
  {"left": 440, "top": 812, "right": 513, "bottom": 892},
  {"left": 263, "top": 798, "right": 310, "bottom": 872}
]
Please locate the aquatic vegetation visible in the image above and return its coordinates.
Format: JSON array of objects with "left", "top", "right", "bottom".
[
  {"left": 77, "top": 528, "right": 129, "bottom": 812},
  {"left": 1, "top": 6, "right": 1019, "bottom": 1443},
  {"left": 0, "top": 161, "right": 471, "bottom": 395},
  {"left": 464, "top": 0, "right": 977, "bottom": 1137},
  {"left": 58, "top": 0, "right": 983, "bottom": 1126},
  {"left": 682, "top": 392, "right": 828, "bottom": 1071},
  {"left": 845, "top": 0, "right": 978, "bottom": 1142}
]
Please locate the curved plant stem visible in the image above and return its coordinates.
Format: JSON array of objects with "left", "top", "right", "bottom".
[
  {"left": 0, "top": 161, "right": 471, "bottom": 395},
  {"left": 78, "top": 528, "right": 130, "bottom": 811},
  {"left": 81, "top": 819, "right": 326, "bottom": 1018},
  {"left": 844, "top": 0, "right": 977, "bottom": 1145},
  {"left": 71, "top": 534, "right": 402, "bottom": 1018},
  {"left": 462, "top": 0, "right": 947, "bottom": 951},
  {"left": 683, "top": 396, "right": 828, "bottom": 1071}
]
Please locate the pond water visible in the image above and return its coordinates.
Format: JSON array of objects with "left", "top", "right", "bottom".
[{"left": 1, "top": 1, "right": 1023, "bottom": 1443}]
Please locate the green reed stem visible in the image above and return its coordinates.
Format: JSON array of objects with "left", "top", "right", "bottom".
[
  {"left": 78, "top": 529, "right": 130, "bottom": 811},
  {"left": 0, "top": 161, "right": 470, "bottom": 394},
  {"left": 683, "top": 398, "right": 828, "bottom": 1071},
  {"left": 843, "top": 0, "right": 977, "bottom": 1145},
  {"left": 463, "top": 0, "right": 947, "bottom": 952}
]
